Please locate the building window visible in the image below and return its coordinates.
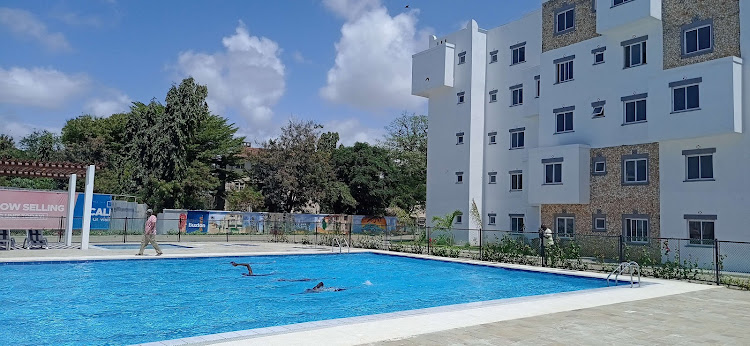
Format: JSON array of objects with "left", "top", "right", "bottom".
[
  {"left": 623, "top": 157, "right": 648, "bottom": 184},
  {"left": 458, "top": 52, "right": 466, "bottom": 65},
  {"left": 684, "top": 23, "right": 712, "bottom": 56},
  {"left": 592, "top": 101, "right": 605, "bottom": 117},
  {"left": 625, "top": 218, "right": 648, "bottom": 243},
  {"left": 686, "top": 154, "right": 713, "bottom": 181},
  {"left": 489, "top": 90, "right": 498, "bottom": 103},
  {"left": 594, "top": 51, "right": 604, "bottom": 64},
  {"left": 510, "top": 215, "right": 525, "bottom": 233},
  {"left": 455, "top": 214, "right": 463, "bottom": 224},
  {"left": 512, "top": 45, "right": 526, "bottom": 65},
  {"left": 456, "top": 172, "right": 463, "bottom": 184},
  {"left": 456, "top": 132, "right": 464, "bottom": 145},
  {"left": 488, "top": 214, "right": 496, "bottom": 225},
  {"left": 613, "top": 0, "right": 634, "bottom": 6},
  {"left": 510, "top": 129, "right": 525, "bottom": 149},
  {"left": 688, "top": 218, "right": 715, "bottom": 245},
  {"left": 672, "top": 81, "right": 700, "bottom": 113},
  {"left": 555, "top": 111, "right": 574, "bottom": 133},
  {"left": 623, "top": 97, "right": 647, "bottom": 124},
  {"left": 511, "top": 86, "right": 523, "bottom": 106},
  {"left": 624, "top": 40, "right": 646, "bottom": 68},
  {"left": 535, "top": 78, "right": 541, "bottom": 98},
  {"left": 488, "top": 172, "right": 497, "bottom": 184},
  {"left": 556, "top": 60, "right": 574, "bottom": 83},
  {"left": 457, "top": 92, "right": 465, "bottom": 104},
  {"left": 555, "top": 7, "right": 575, "bottom": 34},
  {"left": 488, "top": 132, "right": 497, "bottom": 145},
  {"left": 556, "top": 216, "right": 574, "bottom": 238},
  {"left": 510, "top": 171, "right": 523, "bottom": 191},
  {"left": 489, "top": 50, "right": 498, "bottom": 64},
  {"left": 592, "top": 157, "right": 606, "bottom": 175},
  {"left": 545, "top": 163, "right": 562, "bottom": 184},
  {"left": 594, "top": 217, "right": 606, "bottom": 230}
]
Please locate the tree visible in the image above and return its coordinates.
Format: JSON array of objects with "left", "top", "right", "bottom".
[
  {"left": 331, "top": 142, "right": 393, "bottom": 215},
  {"left": 0, "top": 134, "right": 22, "bottom": 158},
  {"left": 381, "top": 112, "right": 428, "bottom": 214},
  {"left": 226, "top": 186, "right": 265, "bottom": 211},
  {"left": 253, "top": 119, "right": 331, "bottom": 213},
  {"left": 432, "top": 210, "right": 462, "bottom": 230},
  {"left": 19, "top": 130, "right": 64, "bottom": 161}
]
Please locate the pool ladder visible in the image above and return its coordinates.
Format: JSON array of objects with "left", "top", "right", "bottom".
[
  {"left": 332, "top": 237, "right": 350, "bottom": 253},
  {"left": 607, "top": 261, "right": 641, "bottom": 288}
]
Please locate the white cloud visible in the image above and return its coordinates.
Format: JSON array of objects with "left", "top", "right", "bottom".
[
  {"left": 323, "top": 118, "right": 383, "bottom": 146},
  {"left": 0, "top": 114, "right": 58, "bottom": 140},
  {"left": 322, "top": 0, "right": 380, "bottom": 20},
  {"left": 174, "top": 21, "right": 285, "bottom": 126},
  {"left": 292, "top": 51, "right": 310, "bottom": 64},
  {"left": 0, "top": 66, "right": 89, "bottom": 109},
  {"left": 0, "top": 8, "right": 72, "bottom": 52},
  {"left": 320, "top": 2, "right": 428, "bottom": 111},
  {"left": 83, "top": 90, "right": 131, "bottom": 117}
]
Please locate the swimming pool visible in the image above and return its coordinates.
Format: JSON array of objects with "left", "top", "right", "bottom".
[
  {"left": 94, "top": 243, "right": 194, "bottom": 249},
  {"left": 0, "top": 253, "right": 608, "bottom": 345}
]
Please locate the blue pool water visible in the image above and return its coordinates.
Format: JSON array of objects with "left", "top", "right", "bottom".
[
  {"left": 0, "top": 253, "right": 607, "bottom": 345},
  {"left": 94, "top": 243, "right": 194, "bottom": 249}
]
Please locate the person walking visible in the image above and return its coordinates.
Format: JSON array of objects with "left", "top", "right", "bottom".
[{"left": 137, "top": 209, "right": 163, "bottom": 256}]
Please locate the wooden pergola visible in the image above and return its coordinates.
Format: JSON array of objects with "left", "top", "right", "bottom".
[
  {"left": 0, "top": 159, "right": 88, "bottom": 179},
  {"left": 0, "top": 159, "right": 95, "bottom": 249}
]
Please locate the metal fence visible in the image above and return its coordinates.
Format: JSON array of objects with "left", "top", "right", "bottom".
[{"left": 5, "top": 220, "right": 750, "bottom": 290}]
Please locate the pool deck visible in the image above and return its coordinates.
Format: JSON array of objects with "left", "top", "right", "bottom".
[{"left": 1, "top": 242, "right": 747, "bottom": 345}]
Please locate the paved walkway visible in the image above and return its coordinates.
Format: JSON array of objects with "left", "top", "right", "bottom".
[{"left": 370, "top": 288, "right": 750, "bottom": 346}]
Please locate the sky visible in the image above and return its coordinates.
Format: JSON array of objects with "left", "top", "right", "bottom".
[{"left": 0, "top": 0, "right": 541, "bottom": 146}]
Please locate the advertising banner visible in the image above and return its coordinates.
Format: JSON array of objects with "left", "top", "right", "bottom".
[
  {"left": 293, "top": 214, "right": 324, "bottom": 233},
  {"left": 72, "top": 193, "right": 112, "bottom": 230},
  {"left": 0, "top": 190, "right": 68, "bottom": 229},
  {"left": 242, "top": 212, "right": 265, "bottom": 234},
  {"left": 351, "top": 215, "right": 397, "bottom": 234},
  {"left": 186, "top": 211, "right": 209, "bottom": 234}
]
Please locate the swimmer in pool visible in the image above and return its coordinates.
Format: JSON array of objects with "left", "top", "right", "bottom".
[
  {"left": 230, "top": 261, "right": 253, "bottom": 276},
  {"left": 304, "top": 282, "right": 346, "bottom": 293}
]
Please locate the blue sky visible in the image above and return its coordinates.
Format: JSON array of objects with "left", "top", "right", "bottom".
[{"left": 0, "top": 0, "right": 541, "bottom": 146}]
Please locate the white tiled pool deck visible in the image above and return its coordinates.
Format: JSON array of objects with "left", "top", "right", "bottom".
[{"left": 0, "top": 242, "right": 734, "bottom": 345}]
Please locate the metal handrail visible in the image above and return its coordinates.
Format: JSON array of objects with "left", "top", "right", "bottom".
[
  {"left": 607, "top": 261, "right": 641, "bottom": 288},
  {"left": 332, "top": 237, "right": 350, "bottom": 253}
]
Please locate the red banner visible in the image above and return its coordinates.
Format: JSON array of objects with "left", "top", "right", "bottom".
[{"left": 0, "top": 190, "right": 69, "bottom": 229}]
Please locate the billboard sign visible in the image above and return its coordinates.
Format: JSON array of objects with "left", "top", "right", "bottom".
[
  {"left": 186, "top": 211, "right": 209, "bottom": 234},
  {"left": 72, "top": 193, "right": 112, "bottom": 230},
  {"left": 0, "top": 190, "right": 68, "bottom": 229}
]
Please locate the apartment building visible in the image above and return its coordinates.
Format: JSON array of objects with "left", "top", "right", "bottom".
[{"left": 412, "top": 0, "right": 749, "bottom": 248}]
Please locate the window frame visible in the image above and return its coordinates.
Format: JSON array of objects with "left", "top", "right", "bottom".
[
  {"left": 489, "top": 50, "right": 498, "bottom": 64},
  {"left": 624, "top": 217, "right": 649, "bottom": 244},
  {"left": 511, "top": 45, "right": 526, "bottom": 65},
  {"left": 456, "top": 172, "right": 464, "bottom": 184},
  {"left": 488, "top": 172, "right": 497, "bottom": 184},
  {"left": 458, "top": 51, "right": 466, "bottom": 65},
  {"left": 510, "top": 128, "right": 525, "bottom": 149},
  {"left": 682, "top": 20, "right": 714, "bottom": 58},
  {"left": 670, "top": 78, "right": 702, "bottom": 113},
  {"left": 535, "top": 77, "right": 541, "bottom": 98},
  {"left": 613, "top": 0, "right": 635, "bottom": 7},
  {"left": 592, "top": 46, "right": 606, "bottom": 65},
  {"left": 686, "top": 154, "right": 714, "bottom": 181},
  {"left": 555, "top": 215, "right": 575, "bottom": 239},
  {"left": 593, "top": 216, "right": 606, "bottom": 231},
  {"left": 544, "top": 162, "right": 563, "bottom": 185},
  {"left": 456, "top": 132, "right": 464, "bottom": 145},
  {"left": 622, "top": 96, "right": 647, "bottom": 124},
  {"left": 556, "top": 60, "right": 574, "bottom": 83},
  {"left": 510, "top": 215, "right": 525, "bottom": 233},
  {"left": 510, "top": 170, "right": 523, "bottom": 191},
  {"left": 457, "top": 91, "right": 465, "bottom": 104},
  {"left": 622, "top": 38, "right": 647, "bottom": 69},
  {"left": 511, "top": 86, "right": 524, "bottom": 106},
  {"left": 488, "top": 213, "right": 496, "bottom": 226},
  {"left": 555, "top": 111, "right": 574, "bottom": 133},
  {"left": 455, "top": 214, "right": 463, "bottom": 224},
  {"left": 488, "top": 132, "right": 497, "bottom": 145},
  {"left": 622, "top": 154, "right": 649, "bottom": 185},
  {"left": 555, "top": 6, "right": 576, "bottom": 35},
  {"left": 685, "top": 214, "right": 717, "bottom": 246}
]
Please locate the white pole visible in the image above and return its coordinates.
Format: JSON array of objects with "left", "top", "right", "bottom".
[
  {"left": 81, "top": 165, "right": 95, "bottom": 250},
  {"left": 65, "top": 174, "right": 77, "bottom": 246}
]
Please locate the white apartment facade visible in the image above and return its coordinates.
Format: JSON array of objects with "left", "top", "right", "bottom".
[{"left": 413, "top": 0, "right": 750, "bottom": 251}]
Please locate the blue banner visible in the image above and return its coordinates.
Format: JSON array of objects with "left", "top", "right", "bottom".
[
  {"left": 186, "top": 211, "right": 209, "bottom": 234},
  {"left": 72, "top": 194, "right": 112, "bottom": 230}
]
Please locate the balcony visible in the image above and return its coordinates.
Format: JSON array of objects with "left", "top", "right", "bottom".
[
  {"left": 596, "top": 0, "right": 661, "bottom": 34},
  {"left": 527, "top": 144, "right": 590, "bottom": 206},
  {"left": 647, "top": 56, "right": 743, "bottom": 141},
  {"left": 412, "top": 43, "right": 455, "bottom": 98}
]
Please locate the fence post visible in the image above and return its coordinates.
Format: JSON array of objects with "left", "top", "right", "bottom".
[
  {"left": 714, "top": 239, "right": 720, "bottom": 286},
  {"left": 226, "top": 219, "right": 230, "bottom": 243},
  {"left": 124, "top": 217, "right": 128, "bottom": 243},
  {"left": 541, "top": 238, "right": 545, "bottom": 267},
  {"left": 479, "top": 227, "right": 482, "bottom": 260},
  {"left": 618, "top": 235, "right": 625, "bottom": 263},
  {"left": 427, "top": 227, "right": 431, "bottom": 255}
]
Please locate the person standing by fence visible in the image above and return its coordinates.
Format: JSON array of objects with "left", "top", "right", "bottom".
[
  {"left": 539, "top": 224, "right": 553, "bottom": 266},
  {"left": 137, "top": 209, "right": 163, "bottom": 256}
]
